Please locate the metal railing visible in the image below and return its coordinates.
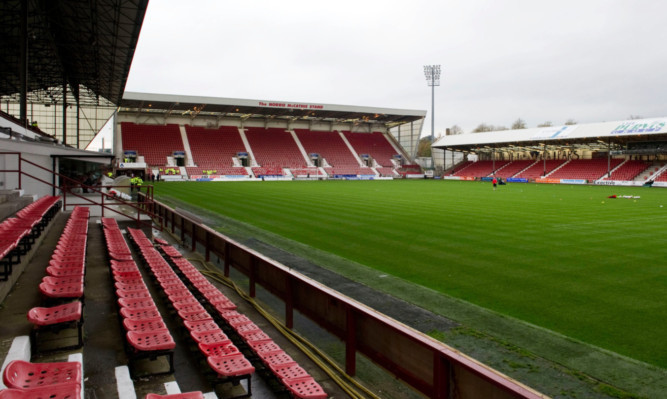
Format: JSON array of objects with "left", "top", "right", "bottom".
[
  {"left": 139, "top": 192, "right": 547, "bottom": 399},
  {"left": 0, "top": 152, "right": 161, "bottom": 230}
]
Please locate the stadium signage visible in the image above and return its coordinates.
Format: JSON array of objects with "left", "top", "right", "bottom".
[
  {"left": 531, "top": 125, "right": 577, "bottom": 140},
  {"left": 258, "top": 101, "right": 325, "bottom": 110},
  {"left": 536, "top": 178, "right": 562, "bottom": 184},
  {"left": 611, "top": 120, "right": 666, "bottom": 135},
  {"left": 594, "top": 180, "right": 644, "bottom": 186}
]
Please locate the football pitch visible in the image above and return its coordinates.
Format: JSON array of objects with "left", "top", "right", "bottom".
[{"left": 152, "top": 179, "right": 667, "bottom": 371}]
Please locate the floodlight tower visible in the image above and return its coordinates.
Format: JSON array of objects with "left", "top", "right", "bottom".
[{"left": 424, "top": 65, "right": 441, "bottom": 149}]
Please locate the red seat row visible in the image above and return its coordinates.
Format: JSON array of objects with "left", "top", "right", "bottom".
[
  {"left": 27, "top": 207, "right": 88, "bottom": 353},
  {"left": 38, "top": 207, "right": 89, "bottom": 303},
  {"left": 0, "top": 196, "right": 61, "bottom": 280},
  {"left": 159, "top": 243, "right": 326, "bottom": 398},
  {"left": 101, "top": 220, "right": 176, "bottom": 378},
  {"left": 125, "top": 229, "right": 254, "bottom": 396}
]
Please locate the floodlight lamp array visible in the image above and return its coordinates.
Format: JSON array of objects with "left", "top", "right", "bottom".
[{"left": 424, "top": 65, "right": 441, "bottom": 86}]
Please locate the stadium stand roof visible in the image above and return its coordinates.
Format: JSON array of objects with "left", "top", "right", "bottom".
[
  {"left": 433, "top": 117, "right": 667, "bottom": 154},
  {"left": 0, "top": 0, "right": 148, "bottom": 107},
  {"left": 121, "top": 92, "right": 426, "bottom": 128}
]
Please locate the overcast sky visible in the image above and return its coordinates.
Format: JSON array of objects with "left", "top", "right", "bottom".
[{"left": 124, "top": 0, "right": 667, "bottom": 136}]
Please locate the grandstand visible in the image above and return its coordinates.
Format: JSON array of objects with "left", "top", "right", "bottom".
[
  {"left": 435, "top": 119, "right": 667, "bottom": 186},
  {"left": 115, "top": 94, "right": 423, "bottom": 180}
]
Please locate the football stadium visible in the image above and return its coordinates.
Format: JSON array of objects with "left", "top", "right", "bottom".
[{"left": 1, "top": 2, "right": 667, "bottom": 399}]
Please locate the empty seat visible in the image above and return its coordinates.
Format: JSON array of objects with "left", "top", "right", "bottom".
[
  {"left": 26, "top": 302, "right": 84, "bottom": 352},
  {"left": 122, "top": 318, "right": 168, "bottom": 332},
  {"left": 38, "top": 276, "right": 85, "bottom": 301},
  {"left": 198, "top": 341, "right": 240, "bottom": 357},
  {"left": 2, "top": 360, "right": 81, "bottom": 389},
  {"left": 125, "top": 330, "right": 176, "bottom": 377},
  {"left": 207, "top": 354, "right": 255, "bottom": 378},
  {"left": 283, "top": 377, "right": 327, "bottom": 399},
  {"left": 126, "top": 330, "right": 175, "bottom": 352},
  {"left": 0, "top": 383, "right": 81, "bottom": 399}
]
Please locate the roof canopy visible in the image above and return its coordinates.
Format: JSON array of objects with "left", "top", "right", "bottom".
[
  {"left": 120, "top": 92, "right": 426, "bottom": 128},
  {"left": 0, "top": 0, "right": 148, "bottom": 106},
  {"left": 433, "top": 117, "right": 667, "bottom": 154}
]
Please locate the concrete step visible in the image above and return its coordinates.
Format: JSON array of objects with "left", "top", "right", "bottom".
[
  {"left": 0, "top": 189, "right": 22, "bottom": 204},
  {"left": 0, "top": 191, "right": 32, "bottom": 221}
]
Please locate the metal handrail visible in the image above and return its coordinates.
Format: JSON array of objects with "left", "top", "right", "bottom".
[{"left": 0, "top": 151, "right": 162, "bottom": 229}]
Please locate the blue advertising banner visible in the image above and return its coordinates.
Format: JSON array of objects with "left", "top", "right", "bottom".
[{"left": 507, "top": 178, "right": 529, "bottom": 183}]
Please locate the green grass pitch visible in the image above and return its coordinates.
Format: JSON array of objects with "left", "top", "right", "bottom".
[{"left": 152, "top": 179, "right": 667, "bottom": 369}]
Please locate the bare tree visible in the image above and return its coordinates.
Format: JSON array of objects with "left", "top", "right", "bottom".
[
  {"left": 537, "top": 121, "right": 553, "bottom": 127},
  {"left": 511, "top": 118, "right": 526, "bottom": 129},
  {"left": 472, "top": 124, "right": 493, "bottom": 133},
  {"left": 564, "top": 119, "right": 577, "bottom": 125},
  {"left": 472, "top": 124, "right": 508, "bottom": 133},
  {"left": 447, "top": 125, "right": 464, "bottom": 135}
]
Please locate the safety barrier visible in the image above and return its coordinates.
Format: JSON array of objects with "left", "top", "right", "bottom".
[{"left": 139, "top": 193, "right": 546, "bottom": 399}]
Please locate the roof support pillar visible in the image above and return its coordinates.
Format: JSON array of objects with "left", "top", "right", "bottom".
[
  {"left": 76, "top": 101, "right": 81, "bottom": 149},
  {"left": 62, "top": 80, "right": 67, "bottom": 145},
  {"left": 543, "top": 143, "right": 547, "bottom": 176},
  {"left": 19, "top": 0, "right": 28, "bottom": 128},
  {"left": 608, "top": 139, "right": 611, "bottom": 177}
]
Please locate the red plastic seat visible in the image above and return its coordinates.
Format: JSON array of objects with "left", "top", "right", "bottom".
[
  {"left": 169, "top": 296, "right": 199, "bottom": 308},
  {"left": 182, "top": 319, "right": 219, "bottom": 334},
  {"left": 120, "top": 307, "right": 162, "bottom": 320},
  {"left": 234, "top": 322, "right": 261, "bottom": 337},
  {"left": 145, "top": 392, "right": 205, "bottom": 399},
  {"left": 123, "top": 318, "right": 167, "bottom": 332},
  {"left": 260, "top": 350, "right": 294, "bottom": 368},
  {"left": 27, "top": 302, "right": 82, "bottom": 326},
  {"left": 39, "top": 279, "right": 84, "bottom": 300},
  {"left": 0, "top": 384, "right": 81, "bottom": 399},
  {"left": 118, "top": 297, "right": 158, "bottom": 310},
  {"left": 198, "top": 341, "right": 240, "bottom": 357},
  {"left": 240, "top": 330, "right": 272, "bottom": 344},
  {"left": 190, "top": 330, "right": 230, "bottom": 346},
  {"left": 213, "top": 300, "right": 237, "bottom": 311},
  {"left": 115, "top": 281, "right": 148, "bottom": 292},
  {"left": 45, "top": 265, "right": 84, "bottom": 277},
  {"left": 126, "top": 330, "right": 175, "bottom": 352},
  {"left": 283, "top": 376, "right": 327, "bottom": 399},
  {"left": 27, "top": 302, "right": 84, "bottom": 351},
  {"left": 160, "top": 245, "right": 182, "bottom": 258},
  {"left": 177, "top": 309, "right": 213, "bottom": 322},
  {"left": 116, "top": 288, "right": 151, "bottom": 299},
  {"left": 2, "top": 360, "right": 81, "bottom": 389},
  {"left": 207, "top": 354, "right": 255, "bottom": 377},
  {"left": 172, "top": 302, "right": 206, "bottom": 313},
  {"left": 272, "top": 363, "right": 310, "bottom": 382},
  {"left": 248, "top": 339, "right": 282, "bottom": 355},
  {"left": 225, "top": 314, "right": 252, "bottom": 327}
]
